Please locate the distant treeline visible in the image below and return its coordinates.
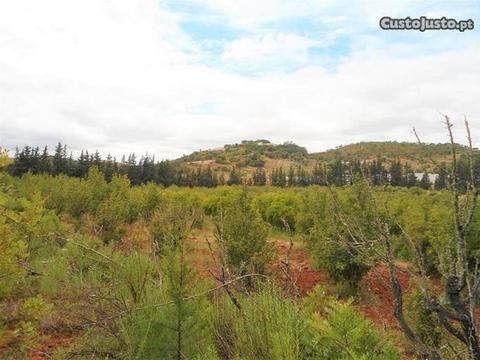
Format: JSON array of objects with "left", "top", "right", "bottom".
[{"left": 8, "top": 143, "right": 480, "bottom": 190}]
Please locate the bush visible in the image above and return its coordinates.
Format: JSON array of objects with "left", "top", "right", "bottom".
[
  {"left": 303, "top": 286, "right": 400, "bottom": 360},
  {"left": 149, "top": 201, "right": 199, "bottom": 254},
  {"left": 214, "top": 283, "right": 305, "bottom": 360},
  {"left": 215, "top": 189, "right": 273, "bottom": 275}
]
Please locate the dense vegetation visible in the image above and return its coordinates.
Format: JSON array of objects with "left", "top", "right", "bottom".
[
  {"left": 0, "top": 165, "right": 475, "bottom": 358},
  {"left": 8, "top": 141, "right": 480, "bottom": 190},
  {"left": 1, "top": 157, "right": 404, "bottom": 358},
  {"left": 312, "top": 141, "right": 468, "bottom": 165},
  {"left": 182, "top": 140, "right": 309, "bottom": 165},
  {"left": 2, "top": 126, "right": 480, "bottom": 359}
]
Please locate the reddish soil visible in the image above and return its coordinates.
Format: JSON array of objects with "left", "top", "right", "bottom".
[
  {"left": 12, "top": 235, "right": 414, "bottom": 358},
  {"left": 28, "top": 333, "right": 73, "bottom": 360},
  {"left": 273, "top": 240, "right": 414, "bottom": 329},
  {"left": 188, "top": 235, "right": 219, "bottom": 278},
  {"left": 272, "top": 241, "right": 329, "bottom": 296},
  {"left": 0, "top": 331, "right": 72, "bottom": 360},
  {"left": 188, "top": 235, "right": 330, "bottom": 296},
  {"left": 358, "top": 263, "right": 412, "bottom": 328},
  {"left": 0, "top": 332, "right": 15, "bottom": 357}
]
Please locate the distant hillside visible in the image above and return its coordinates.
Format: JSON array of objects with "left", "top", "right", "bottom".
[
  {"left": 177, "top": 140, "right": 310, "bottom": 175},
  {"left": 311, "top": 141, "right": 473, "bottom": 169},
  {"left": 176, "top": 140, "right": 471, "bottom": 172},
  {"left": 9, "top": 139, "right": 478, "bottom": 188}
]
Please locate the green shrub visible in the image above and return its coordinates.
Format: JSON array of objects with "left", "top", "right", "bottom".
[
  {"left": 303, "top": 289, "right": 399, "bottom": 360},
  {"left": 222, "top": 283, "right": 305, "bottom": 360},
  {"left": 215, "top": 189, "right": 273, "bottom": 275}
]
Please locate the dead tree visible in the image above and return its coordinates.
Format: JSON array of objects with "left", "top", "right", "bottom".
[
  {"left": 328, "top": 179, "right": 442, "bottom": 359},
  {"left": 328, "top": 116, "right": 480, "bottom": 359},
  {"left": 279, "top": 218, "right": 300, "bottom": 298},
  {"left": 423, "top": 117, "right": 480, "bottom": 360},
  {"left": 207, "top": 209, "right": 243, "bottom": 311}
]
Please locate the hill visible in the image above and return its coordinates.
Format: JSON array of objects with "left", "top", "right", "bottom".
[
  {"left": 176, "top": 140, "right": 311, "bottom": 176},
  {"left": 176, "top": 140, "right": 471, "bottom": 172}
]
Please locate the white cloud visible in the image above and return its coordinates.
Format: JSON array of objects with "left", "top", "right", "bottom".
[
  {"left": 0, "top": 0, "right": 479, "bottom": 159},
  {"left": 222, "top": 33, "right": 317, "bottom": 63}
]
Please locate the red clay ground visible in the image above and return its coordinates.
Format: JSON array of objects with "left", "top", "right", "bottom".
[
  {"left": 28, "top": 333, "right": 73, "bottom": 360},
  {"left": 272, "top": 240, "right": 413, "bottom": 329},
  {"left": 189, "top": 233, "right": 410, "bottom": 328},
  {"left": 271, "top": 240, "right": 329, "bottom": 296},
  {"left": 358, "top": 263, "right": 412, "bottom": 328},
  {"left": 189, "top": 233, "right": 410, "bottom": 329},
  {"left": 20, "top": 234, "right": 411, "bottom": 359}
]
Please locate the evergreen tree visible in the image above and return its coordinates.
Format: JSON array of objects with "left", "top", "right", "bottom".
[
  {"left": 252, "top": 168, "right": 266, "bottom": 186},
  {"left": 403, "top": 164, "right": 417, "bottom": 188},
  {"left": 312, "top": 163, "right": 326, "bottom": 185},
  {"left": 389, "top": 160, "right": 403, "bottom": 187},
  {"left": 419, "top": 171, "right": 431, "bottom": 189},
  {"left": 270, "top": 168, "right": 278, "bottom": 186},
  {"left": 156, "top": 160, "right": 176, "bottom": 186},
  {"left": 92, "top": 150, "right": 102, "bottom": 168},
  {"left": 39, "top": 146, "right": 51, "bottom": 174},
  {"left": 10, "top": 146, "right": 31, "bottom": 176},
  {"left": 102, "top": 154, "right": 115, "bottom": 182},
  {"left": 66, "top": 152, "right": 77, "bottom": 176},
  {"left": 434, "top": 164, "right": 448, "bottom": 190},
  {"left": 127, "top": 153, "right": 141, "bottom": 185},
  {"left": 288, "top": 166, "right": 295, "bottom": 187},
  {"left": 52, "top": 142, "right": 67, "bottom": 175},
  {"left": 350, "top": 160, "right": 363, "bottom": 182},
  {"left": 277, "top": 167, "right": 286, "bottom": 187},
  {"left": 329, "top": 160, "right": 345, "bottom": 186},
  {"left": 140, "top": 154, "right": 155, "bottom": 184},
  {"left": 214, "top": 188, "right": 272, "bottom": 277},
  {"left": 227, "top": 167, "right": 242, "bottom": 185},
  {"left": 297, "top": 166, "right": 309, "bottom": 186}
]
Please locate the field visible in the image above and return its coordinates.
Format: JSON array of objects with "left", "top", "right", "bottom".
[{"left": 2, "top": 146, "right": 480, "bottom": 360}]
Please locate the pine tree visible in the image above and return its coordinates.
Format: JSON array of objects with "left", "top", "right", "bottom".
[
  {"left": 227, "top": 167, "right": 242, "bottom": 185},
  {"left": 270, "top": 168, "right": 278, "bottom": 186},
  {"left": 278, "top": 167, "right": 286, "bottom": 187},
  {"left": 214, "top": 188, "right": 272, "bottom": 277},
  {"left": 329, "top": 160, "right": 345, "bottom": 186},
  {"left": 253, "top": 168, "right": 266, "bottom": 186},
  {"left": 389, "top": 160, "right": 403, "bottom": 187},
  {"left": 127, "top": 153, "right": 141, "bottom": 185},
  {"left": 419, "top": 171, "right": 431, "bottom": 189},
  {"left": 39, "top": 146, "right": 51, "bottom": 174},
  {"left": 312, "top": 163, "right": 325, "bottom": 185},
  {"left": 288, "top": 166, "right": 295, "bottom": 187},
  {"left": 156, "top": 160, "right": 175, "bottom": 186},
  {"left": 403, "top": 164, "right": 417, "bottom": 187},
  {"left": 66, "top": 152, "right": 77, "bottom": 176},
  {"left": 140, "top": 154, "right": 155, "bottom": 184},
  {"left": 52, "top": 142, "right": 67, "bottom": 175},
  {"left": 434, "top": 164, "right": 448, "bottom": 190},
  {"left": 10, "top": 146, "right": 32, "bottom": 176}
]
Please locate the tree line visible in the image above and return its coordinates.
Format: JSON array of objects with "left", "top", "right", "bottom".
[
  {"left": 0, "top": 150, "right": 400, "bottom": 359},
  {"left": 8, "top": 142, "right": 480, "bottom": 190}
]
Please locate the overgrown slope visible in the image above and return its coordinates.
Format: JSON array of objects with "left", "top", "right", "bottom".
[{"left": 177, "top": 140, "right": 471, "bottom": 172}]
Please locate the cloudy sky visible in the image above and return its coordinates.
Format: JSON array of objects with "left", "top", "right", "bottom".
[{"left": 1, "top": 0, "right": 479, "bottom": 159}]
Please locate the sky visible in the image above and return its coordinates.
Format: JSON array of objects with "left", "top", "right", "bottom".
[{"left": 0, "top": 0, "right": 479, "bottom": 159}]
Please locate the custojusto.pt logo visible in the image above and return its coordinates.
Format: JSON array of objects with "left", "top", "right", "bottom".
[{"left": 379, "top": 16, "right": 474, "bottom": 32}]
